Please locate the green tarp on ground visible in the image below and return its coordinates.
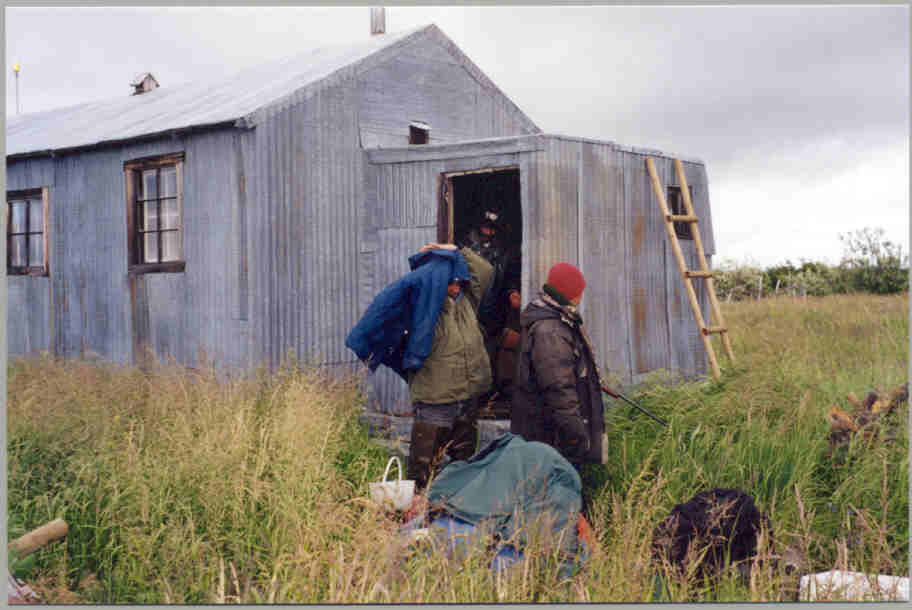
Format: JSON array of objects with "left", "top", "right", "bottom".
[{"left": 426, "top": 433, "right": 583, "bottom": 557}]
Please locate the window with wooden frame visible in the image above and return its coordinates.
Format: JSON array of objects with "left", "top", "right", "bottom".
[
  {"left": 667, "top": 185, "right": 695, "bottom": 240},
  {"left": 7, "top": 188, "right": 49, "bottom": 276},
  {"left": 124, "top": 153, "right": 185, "bottom": 274}
]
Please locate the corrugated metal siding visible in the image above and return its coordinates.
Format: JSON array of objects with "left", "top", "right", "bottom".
[
  {"left": 364, "top": 157, "right": 443, "bottom": 413},
  {"left": 358, "top": 40, "right": 479, "bottom": 147},
  {"left": 361, "top": 135, "right": 717, "bottom": 413},
  {"left": 7, "top": 278, "right": 52, "bottom": 355},
  {"left": 244, "top": 77, "right": 365, "bottom": 371},
  {"left": 578, "top": 140, "right": 631, "bottom": 382},
  {"left": 5, "top": 158, "right": 54, "bottom": 190},
  {"left": 7, "top": 158, "right": 56, "bottom": 356},
  {"left": 6, "top": 131, "right": 252, "bottom": 370},
  {"left": 357, "top": 34, "right": 539, "bottom": 149},
  {"left": 694, "top": 163, "right": 716, "bottom": 255},
  {"left": 528, "top": 137, "right": 579, "bottom": 284},
  {"left": 3, "top": 28, "right": 539, "bottom": 375},
  {"left": 623, "top": 150, "right": 671, "bottom": 376},
  {"left": 112, "top": 133, "right": 247, "bottom": 371},
  {"left": 51, "top": 148, "right": 131, "bottom": 363}
]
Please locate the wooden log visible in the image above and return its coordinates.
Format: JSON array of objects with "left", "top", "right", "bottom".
[
  {"left": 685, "top": 270, "right": 715, "bottom": 278},
  {"left": 666, "top": 214, "right": 699, "bottom": 223},
  {"left": 9, "top": 519, "right": 68, "bottom": 558}
]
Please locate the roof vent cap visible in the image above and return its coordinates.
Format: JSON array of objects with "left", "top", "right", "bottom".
[
  {"left": 131, "top": 72, "right": 159, "bottom": 95},
  {"left": 409, "top": 121, "right": 430, "bottom": 145}
]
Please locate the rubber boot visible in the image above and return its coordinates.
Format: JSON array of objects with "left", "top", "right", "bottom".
[
  {"left": 448, "top": 416, "right": 478, "bottom": 462},
  {"left": 408, "top": 421, "right": 450, "bottom": 490}
]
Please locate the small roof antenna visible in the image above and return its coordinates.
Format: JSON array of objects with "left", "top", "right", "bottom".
[{"left": 13, "top": 62, "right": 21, "bottom": 114}]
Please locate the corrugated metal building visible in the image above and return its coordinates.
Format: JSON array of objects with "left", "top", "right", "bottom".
[{"left": 6, "top": 23, "right": 714, "bottom": 422}]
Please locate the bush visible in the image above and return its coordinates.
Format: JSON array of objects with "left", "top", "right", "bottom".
[
  {"left": 715, "top": 227, "right": 908, "bottom": 299},
  {"left": 714, "top": 260, "right": 765, "bottom": 301},
  {"left": 838, "top": 227, "right": 909, "bottom": 295}
]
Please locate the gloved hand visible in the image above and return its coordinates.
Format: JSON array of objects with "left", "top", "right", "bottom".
[{"left": 501, "top": 329, "right": 520, "bottom": 350}]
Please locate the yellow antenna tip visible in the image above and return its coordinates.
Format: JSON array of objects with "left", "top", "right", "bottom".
[{"left": 13, "top": 63, "right": 20, "bottom": 72}]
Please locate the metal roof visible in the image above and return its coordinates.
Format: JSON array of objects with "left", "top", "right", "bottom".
[{"left": 6, "top": 24, "right": 431, "bottom": 158}]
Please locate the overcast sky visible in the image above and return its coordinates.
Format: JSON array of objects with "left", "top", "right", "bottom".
[{"left": 4, "top": 5, "right": 909, "bottom": 268}]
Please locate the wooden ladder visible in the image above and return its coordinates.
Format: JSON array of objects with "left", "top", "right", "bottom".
[{"left": 645, "top": 157, "right": 735, "bottom": 380}]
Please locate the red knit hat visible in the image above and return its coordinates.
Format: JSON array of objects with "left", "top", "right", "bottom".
[{"left": 547, "top": 262, "right": 586, "bottom": 302}]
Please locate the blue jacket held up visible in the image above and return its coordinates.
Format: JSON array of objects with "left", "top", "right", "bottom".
[{"left": 345, "top": 248, "right": 471, "bottom": 380}]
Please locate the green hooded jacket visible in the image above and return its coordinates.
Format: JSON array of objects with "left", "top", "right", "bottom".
[{"left": 408, "top": 247, "right": 493, "bottom": 404}]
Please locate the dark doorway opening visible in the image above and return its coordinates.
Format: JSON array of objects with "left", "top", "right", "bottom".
[{"left": 438, "top": 166, "right": 522, "bottom": 418}]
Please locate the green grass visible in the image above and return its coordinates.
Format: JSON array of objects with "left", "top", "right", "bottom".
[{"left": 7, "top": 292, "right": 909, "bottom": 602}]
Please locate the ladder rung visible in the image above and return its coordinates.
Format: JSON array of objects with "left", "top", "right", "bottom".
[
  {"left": 667, "top": 214, "right": 699, "bottom": 223},
  {"left": 685, "top": 270, "right": 715, "bottom": 279},
  {"left": 701, "top": 326, "right": 728, "bottom": 336}
]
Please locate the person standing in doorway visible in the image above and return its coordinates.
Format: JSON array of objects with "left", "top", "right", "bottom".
[{"left": 464, "top": 209, "right": 521, "bottom": 339}]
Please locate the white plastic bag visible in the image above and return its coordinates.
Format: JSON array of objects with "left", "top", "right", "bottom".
[
  {"left": 369, "top": 456, "right": 415, "bottom": 511},
  {"left": 799, "top": 570, "right": 910, "bottom": 601}
]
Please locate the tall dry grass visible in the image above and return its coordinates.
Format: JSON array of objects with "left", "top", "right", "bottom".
[{"left": 7, "top": 292, "right": 909, "bottom": 602}]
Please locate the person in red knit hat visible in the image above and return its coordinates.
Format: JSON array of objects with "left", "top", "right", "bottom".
[{"left": 511, "top": 261, "right": 606, "bottom": 481}]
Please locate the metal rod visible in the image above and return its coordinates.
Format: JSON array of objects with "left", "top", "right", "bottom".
[{"left": 602, "top": 386, "right": 668, "bottom": 426}]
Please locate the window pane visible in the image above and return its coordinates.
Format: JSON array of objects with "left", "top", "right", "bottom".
[
  {"left": 142, "top": 202, "right": 159, "bottom": 231},
  {"left": 29, "top": 234, "right": 44, "bottom": 266},
  {"left": 161, "top": 197, "right": 179, "bottom": 230},
  {"left": 10, "top": 201, "right": 26, "bottom": 233},
  {"left": 28, "top": 198, "right": 43, "bottom": 233},
  {"left": 161, "top": 166, "right": 177, "bottom": 197},
  {"left": 161, "top": 231, "right": 180, "bottom": 262},
  {"left": 142, "top": 169, "right": 157, "bottom": 200},
  {"left": 144, "top": 233, "right": 159, "bottom": 263},
  {"left": 11, "top": 235, "right": 26, "bottom": 266}
]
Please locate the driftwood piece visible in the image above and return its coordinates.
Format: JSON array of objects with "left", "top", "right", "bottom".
[
  {"left": 9, "top": 518, "right": 69, "bottom": 558},
  {"left": 828, "top": 383, "right": 908, "bottom": 453}
]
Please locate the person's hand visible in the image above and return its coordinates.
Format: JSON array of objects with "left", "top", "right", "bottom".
[
  {"left": 501, "top": 329, "right": 520, "bottom": 350},
  {"left": 420, "top": 242, "right": 458, "bottom": 252}
]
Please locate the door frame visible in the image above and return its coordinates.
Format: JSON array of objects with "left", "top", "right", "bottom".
[{"left": 436, "top": 164, "right": 520, "bottom": 244}]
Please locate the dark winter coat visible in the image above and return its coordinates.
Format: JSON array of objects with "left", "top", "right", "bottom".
[
  {"left": 408, "top": 247, "right": 494, "bottom": 404},
  {"left": 511, "top": 293, "right": 604, "bottom": 465},
  {"left": 345, "top": 249, "right": 471, "bottom": 380}
]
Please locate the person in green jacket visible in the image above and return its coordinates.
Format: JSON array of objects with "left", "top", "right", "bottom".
[{"left": 407, "top": 242, "right": 494, "bottom": 489}]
